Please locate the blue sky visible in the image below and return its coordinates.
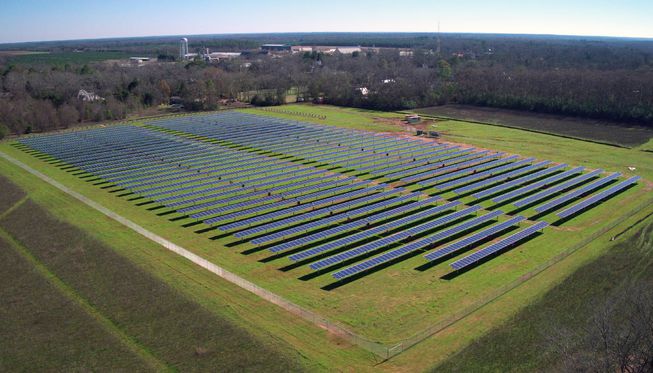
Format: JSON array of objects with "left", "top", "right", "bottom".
[{"left": 1, "top": 0, "right": 652, "bottom": 43}]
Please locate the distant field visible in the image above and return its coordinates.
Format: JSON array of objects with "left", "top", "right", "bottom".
[
  {"left": 414, "top": 104, "right": 653, "bottom": 148},
  {"left": 3, "top": 51, "right": 135, "bottom": 65},
  {"left": 1, "top": 104, "right": 652, "bottom": 371},
  {"left": 0, "top": 50, "right": 49, "bottom": 57}
]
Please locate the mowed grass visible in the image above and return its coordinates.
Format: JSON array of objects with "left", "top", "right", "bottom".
[
  {"left": 0, "top": 176, "right": 305, "bottom": 372},
  {"left": 1, "top": 105, "right": 652, "bottom": 371},
  {"left": 240, "top": 104, "right": 405, "bottom": 132},
  {"left": 0, "top": 234, "right": 153, "bottom": 371},
  {"left": 0, "top": 176, "right": 25, "bottom": 214},
  {"left": 435, "top": 218, "right": 653, "bottom": 372},
  {"left": 413, "top": 105, "right": 653, "bottom": 148}
]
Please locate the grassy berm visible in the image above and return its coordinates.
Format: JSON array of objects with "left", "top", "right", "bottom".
[{"left": 0, "top": 176, "right": 304, "bottom": 372}]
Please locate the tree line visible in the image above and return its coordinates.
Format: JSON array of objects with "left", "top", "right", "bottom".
[{"left": 1, "top": 34, "right": 652, "bottom": 137}]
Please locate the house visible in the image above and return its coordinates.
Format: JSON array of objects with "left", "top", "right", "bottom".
[
  {"left": 336, "top": 46, "right": 362, "bottom": 55},
  {"left": 77, "top": 89, "right": 104, "bottom": 102},
  {"left": 356, "top": 87, "right": 370, "bottom": 96},
  {"left": 204, "top": 51, "right": 242, "bottom": 62},
  {"left": 129, "top": 57, "right": 151, "bottom": 65},
  {"left": 292, "top": 46, "right": 314, "bottom": 53}
]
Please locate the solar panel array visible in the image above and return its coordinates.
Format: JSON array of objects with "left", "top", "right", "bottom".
[
  {"left": 450, "top": 221, "right": 549, "bottom": 270},
  {"left": 557, "top": 176, "right": 641, "bottom": 218},
  {"left": 16, "top": 111, "right": 641, "bottom": 285}
]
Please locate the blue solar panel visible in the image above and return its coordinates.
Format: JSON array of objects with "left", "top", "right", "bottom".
[
  {"left": 237, "top": 189, "right": 407, "bottom": 239},
  {"left": 424, "top": 215, "right": 526, "bottom": 261},
  {"left": 382, "top": 149, "right": 479, "bottom": 179},
  {"left": 195, "top": 180, "right": 368, "bottom": 220},
  {"left": 454, "top": 160, "right": 551, "bottom": 194},
  {"left": 315, "top": 205, "right": 481, "bottom": 271},
  {"left": 287, "top": 201, "right": 460, "bottom": 261},
  {"left": 266, "top": 196, "right": 441, "bottom": 252},
  {"left": 534, "top": 172, "right": 621, "bottom": 213},
  {"left": 557, "top": 176, "right": 640, "bottom": 218},
  {"left": 450, "top": 221, "right": 548, "bottom": 270},
  {"left": 418, "top": 155, "right": 519, "bottom": 188},
  {"left": 436, "top": 157, "right": 535, "bottom": 191},
  {"left": 472, "top": 163, "right": 566, "bottom": 200},
  {"left": 490, "top": 166, "right": 582, "bottom": 204},
  {"left": 403, "top": 153, "right": 503, "bottom": 184},
  {"left": 513, "top": 169, "right": 604, "bottom": 207},
  {"left": 214, "top": 184, "right": 386, "bottom": 229},
  {"left": 321, "top": 209, "right": 502, "bottom": 274}
]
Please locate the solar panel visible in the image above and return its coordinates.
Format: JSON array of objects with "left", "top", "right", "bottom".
[
  {"left": 534, "top": 172, "right": 620, "bottom": 213},
  {"left": 424, "top": 215, "right": 526, "bottom": 261},
  {"left": 436, "top": 157, "right": 535, "bottom": 191},
  {"left": 266, "top": 196, "right": 441, "bottom": 252},
  {"left": 491, "top": 166, "right": 585, "bottom": 204},
  {"left": 450, "top": 221, "right": 548, "bottom": 270},
  {"left": 417, "top": 155, "right": 518, "bottom": 188},
  {"left": 382, "top": 149, "right": 479, "bottom": 179},
  {"left": 315, "top": 205, "right": 481, "bottom": 271},
  {"left": 321, "top": 210, "right": 502, "bottom": 274},
  {"left": 401, "top": 153, "right": 503, "bottom": 184},
  {"left": 557, "top": 176, "right": 640, "bottom": 218},
  {"left": 214, "top": 184, "right": 386, "bottom": 229},
  {"left": 454, "top": 160, "right": 551, "bottom": 194},
  {"left": 514, "top": 168, "right": 604, "bottom": 206},
  {"left": 195, "top": 180, "right": 368, "bottom": 220},
  {"left": 237, "top": 190, "right": 409, "bottom": 239},
  {"left": 472, "top": 163, "right": 565, "bottom": 200},
  {"left": 287, "top": 201, "right": 460, "bottom": 261}
]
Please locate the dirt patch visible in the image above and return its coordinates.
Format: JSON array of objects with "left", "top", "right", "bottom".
[
  {"left": 415, "top": 105, "right": 653, "bottom": 148},
  {"left": 374, "top": 117, "right": 436, "bottom": 132}
]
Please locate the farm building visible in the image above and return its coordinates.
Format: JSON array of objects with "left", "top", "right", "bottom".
[{"left": 261, "top": 44, "right": 292, "bottom": 52}]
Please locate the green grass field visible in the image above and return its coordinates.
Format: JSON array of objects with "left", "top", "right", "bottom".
[
  {"left": 4, "top": 51, "right": 136, "bottom": 65},
  {"left": 241, "top": 104, "right": 405, "bottom": 132},
  {"left": 0, "top": 235, "right": 156, "bottom": 372},
  {"left": 1, "top": 104, "right": 651, "bottom": 371},
  {"left": 0, "top": 177, "right": 305, "bottom": 372}
]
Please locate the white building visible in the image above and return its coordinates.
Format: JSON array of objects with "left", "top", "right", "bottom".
[{"left": 77, "top": 89, "right": 104, "bottom": 102}]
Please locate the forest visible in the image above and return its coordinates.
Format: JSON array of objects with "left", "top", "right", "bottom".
[{"left": 1, "top": 33, "right": 652, "bottom": 136}]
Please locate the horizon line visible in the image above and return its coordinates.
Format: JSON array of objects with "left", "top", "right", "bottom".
[{"left": 2, "top": 31, "right": 653, "bottom": 46}]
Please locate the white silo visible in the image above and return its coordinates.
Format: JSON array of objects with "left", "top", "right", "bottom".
[{"left": 179, "top": 38, "right": 189, "bottom": 60}]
